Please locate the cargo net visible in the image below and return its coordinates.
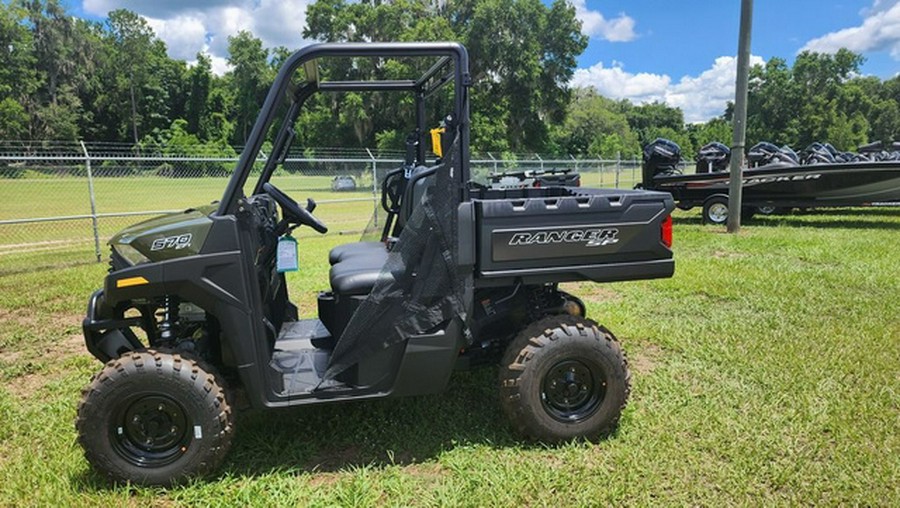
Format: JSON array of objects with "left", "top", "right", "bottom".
[{"left": 325, "top": 134, "right": 469, "bottom": 380}]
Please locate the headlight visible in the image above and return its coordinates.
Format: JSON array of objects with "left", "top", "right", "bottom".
[{"left": 113, "top": 243, "right": 149, "bottom": 266}]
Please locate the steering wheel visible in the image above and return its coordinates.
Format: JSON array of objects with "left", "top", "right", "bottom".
[{"left": 262, "top": 183, "right": 328, "bottom": 234}]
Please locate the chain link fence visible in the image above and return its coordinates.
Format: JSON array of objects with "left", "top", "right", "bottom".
[{"left": 0, "top": 141, "right": 644, "bottom": 274}]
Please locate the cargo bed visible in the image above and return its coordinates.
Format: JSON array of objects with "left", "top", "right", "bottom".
[{"left": 466, "top": 186, "right": 675, "bottom": 287}]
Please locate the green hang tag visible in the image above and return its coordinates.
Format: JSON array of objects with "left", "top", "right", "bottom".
[{"left": 276, "top": 235, "right": 298, "bottom": 273}]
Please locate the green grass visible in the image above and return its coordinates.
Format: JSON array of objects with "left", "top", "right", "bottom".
[
  {"left": 1, "top": 207, "right": 898, "bottom": 505},
  {"left": 0, "top": 169, "right": 639, "bottom": 252}
]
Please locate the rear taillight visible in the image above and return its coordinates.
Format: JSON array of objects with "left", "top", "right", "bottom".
[{"left": 661, "top": 215, "right": 673, "bottom": 248}]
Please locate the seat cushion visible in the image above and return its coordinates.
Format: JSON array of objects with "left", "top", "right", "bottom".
[
  {"left": 329, "top": 248, "right": 391, "bottom": 296},
  {"left": 328, "top": 241, "right": 387, "bottom": 265}
]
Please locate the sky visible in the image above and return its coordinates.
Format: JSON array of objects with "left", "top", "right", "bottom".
[{"left": 70, "top": 0, "right": 900, "bottom": 123}]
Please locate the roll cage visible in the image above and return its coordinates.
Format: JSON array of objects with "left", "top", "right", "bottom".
[{"left": 216, "top": 42, "right": 472, "bottom": 216}]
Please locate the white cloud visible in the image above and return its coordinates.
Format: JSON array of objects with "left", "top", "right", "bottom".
[
  {"left": 82, "top": 0, "right": 312, "bottom": 75},
  {"left": 572, "top": 55, "right": 765, "bottom": 123},
  {"left": 145, "top": 15, "right": 208, "bottom": 61},
  {"left": 569, "top": 0, "right": 636, "bottom": 42},
  {"left": 571, "top": 61, "right": 669, "bottom": 102},
  {"left": 802, "top": 0, "right": 900, "bottom": 59},
  {"left": 83, "top": 0, "right": 236, "bottom": 19}
]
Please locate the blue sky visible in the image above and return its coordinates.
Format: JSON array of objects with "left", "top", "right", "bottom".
[{"left": 70, "top": 0, "right": 900, "bottom": 122}]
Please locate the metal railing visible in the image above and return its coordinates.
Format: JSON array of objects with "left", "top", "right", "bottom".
[{"left": 0, "top": 142, "right": 644, "bottom": 273}]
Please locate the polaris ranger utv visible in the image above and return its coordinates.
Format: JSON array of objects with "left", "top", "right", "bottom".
[{"left": 77, "top": 42, "right": 675, "bottom": 485}]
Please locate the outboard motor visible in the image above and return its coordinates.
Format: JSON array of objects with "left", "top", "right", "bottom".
[
  {"left": 696, "top": 142, "right": 730, "bottom": 173},
  {"left": 858, "top": 140, "right": 884, "bottom": 154},
  {"left": 747, "top": 142, "right": 780, "bottom": 167},
  {"left": 801, "top": 142, "right": 836, "bottom": 165},
  {"left": 775, "top": 145, "right": 799, "bottom": 164},
  {"left": 642, "top": 138, "right": 682, "bottom": 185}
]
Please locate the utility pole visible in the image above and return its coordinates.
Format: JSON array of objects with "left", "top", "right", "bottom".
[{"left": 728, "top": 0, "right": 754, "bottom": 233}]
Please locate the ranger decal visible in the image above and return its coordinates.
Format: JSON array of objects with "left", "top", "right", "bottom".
[{"left": 508, "top": 228, "right": 619, "bottom": 248}]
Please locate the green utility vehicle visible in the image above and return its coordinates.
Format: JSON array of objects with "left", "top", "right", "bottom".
[{"left": 77, "top": 42, "right": 676, "bottom": 485}]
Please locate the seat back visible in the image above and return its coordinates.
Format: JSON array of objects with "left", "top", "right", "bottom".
[{"left": 393, "top": 165, "right": 439, "bottom": 234}]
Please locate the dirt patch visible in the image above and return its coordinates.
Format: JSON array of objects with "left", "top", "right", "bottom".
[
  {"left": 2, "top": 332, "right": 89, "bottom": 400},
  {"left": 304, "top": 445, "right": 365, "bottom": 472},
  {"left": 0, "top": 307, "right": 82, "bottom": 333},
  {"left": 402, "top": 462, "right": 446, "bottom": 487},
  {"left": 0, "top": 349, "right": 22, "bottom": 364},
  {"left": 629, "top": 343, "right": 663, "bottom": 375},
  {"left": 306, "top": 471, "right": 341, "bottom": 488},
  {"left": 45, "top": 332, "right": 89, "bottom": 360},
  {"left": 3, "top": 371, "right": 47, "bottom": 400},
  {"left": 712, "top": 250, "right": 746, "bottom": 259},
  {"left": 562, "top": 282, "right": 619, "bottom": 302}
]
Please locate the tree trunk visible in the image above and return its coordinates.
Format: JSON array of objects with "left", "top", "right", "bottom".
[{"left": 129, "top": 76, "right": 139, "bottom": 146}]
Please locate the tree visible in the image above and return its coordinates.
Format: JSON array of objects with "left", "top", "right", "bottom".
[
  {"left": 553, "top": 88, "right": 637, "bottom": 156},
  {"left": 625, "top": 102, "right": 684, "bottom": 145},
  {"left": 303, "top": 0, "right": 586, "bottom": 152},
  {"left": 0, "top": 97, "right": 28, "bottom": 138},
  {"left": 0, "top": 3, "right": 37, "bottom": 100},
  {"left": 227, "top": 31, "right": 268, "bottom": 144},
  {"left": 185, "top": 53, "right": 212, "bottom": 136},
  {"left": 106, "top": 9, "right": 156, "bottom": 144},
  {"left": 0, "top": 3, "right": 36, "bottom": 138}
]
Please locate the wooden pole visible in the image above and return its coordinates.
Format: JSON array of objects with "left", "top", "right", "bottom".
[{"left": 728, "top": 0, "right": 754, "bottom": 233}]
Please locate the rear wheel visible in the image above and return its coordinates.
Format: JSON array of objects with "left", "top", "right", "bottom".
[
  {"left": 77, "top": 350, "right": 234, "bottom": 486},
  {"left": 499, "top": 315, "right": 630, "bottom": 442}
]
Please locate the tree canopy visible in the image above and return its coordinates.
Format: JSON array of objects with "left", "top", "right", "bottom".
[{"left": 0, "top": 0, "right": 897, "bottom": 158}]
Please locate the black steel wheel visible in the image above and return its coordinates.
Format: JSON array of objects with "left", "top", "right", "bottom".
[
  {"left": 112, "top": 394, "right": 190, "bottom": 468},
  {"left": 499, "top": 315, "right": 630, "bottom": 443},
  {"left": 541, "top": 359, "right": 605, "bottom": 423},
  {"left": 77, "top": 350, "right": 234, "bottom": 486}
]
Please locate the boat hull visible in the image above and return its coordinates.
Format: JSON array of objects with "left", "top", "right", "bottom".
[{"left": 648, "top": 161, "right": 900, "bottom": 208}]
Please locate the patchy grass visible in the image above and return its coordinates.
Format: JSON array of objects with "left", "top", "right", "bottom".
[{"left": 0, "top": 207, "right": 898, "bottom": 505}]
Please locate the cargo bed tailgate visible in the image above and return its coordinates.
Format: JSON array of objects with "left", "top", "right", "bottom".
[{"left": 472, "top": 188, "right": 675, "bottom": 286}]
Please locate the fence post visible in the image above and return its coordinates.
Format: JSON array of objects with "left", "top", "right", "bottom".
[
  {"left": 599, "top": 156, "right": 603, "bottom": 186},
  {"left": 488, "top": 152, "right": 497, "bottom": 174},
  {"left": 615, "top": 152, "right": 620, "bottom": 189},
  {"left": 536, "top": 153, "right": 544, "bottom": 172},
  {"left": 80, "top": 141, "right": 102, "bottom": 262},
  {"left": 632, "top": 156, "right": 637, "bottom": 186},
  {"left": 366, "top": 148, "right": 378, "bottom": 228}
]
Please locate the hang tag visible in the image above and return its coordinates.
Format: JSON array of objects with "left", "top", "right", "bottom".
[{"left": 276, "top": 235, "right": 298, "bottom": 272}]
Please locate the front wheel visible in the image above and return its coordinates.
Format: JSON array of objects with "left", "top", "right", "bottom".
[
  {"left": 499, "top": 315, "right": 630, "bottom": 443},
  {"left": 76, "top": 350, "right": 234, "bottom": 486}
]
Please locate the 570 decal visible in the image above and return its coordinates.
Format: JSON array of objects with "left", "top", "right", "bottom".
[{"left": 150, "top": 233, "right": 193, "bottom": 251}]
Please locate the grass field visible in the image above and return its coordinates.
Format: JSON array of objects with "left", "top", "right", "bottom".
[
  {"left": 0, "top": 168, "right": 640, "bottom": 251},
  {"left": 0, "top": 207, "right": 898, "bottom": 506}
]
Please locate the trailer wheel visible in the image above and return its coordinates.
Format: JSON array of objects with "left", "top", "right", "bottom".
[
  {"left": 702, "top": 196, "right": 729, "bottom": 224},
  {"left": 499, "top": 315, "right": 630, "bottom": 443},
  {"left": 77, "top": 350, "right": 234, "bottom": 486},
  {"left": 756, "top": 206, "right": 788, "bottom": 216}
]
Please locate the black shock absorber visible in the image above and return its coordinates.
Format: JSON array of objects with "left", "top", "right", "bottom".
[
  {"left": 526, "top": 285, "right": 555, "bottom": 321},
  {"left": 157, "top": 296, "right": 180, "bottom": 345}
]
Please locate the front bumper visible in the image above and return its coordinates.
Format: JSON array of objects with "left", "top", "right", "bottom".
[{"left": 83, "top": 289, "right": 143, "bottom": 362}]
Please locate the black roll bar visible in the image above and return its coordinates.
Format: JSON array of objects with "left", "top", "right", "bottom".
[{"left": 218, "top": 42, "right": 471, "bottom": 215}]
